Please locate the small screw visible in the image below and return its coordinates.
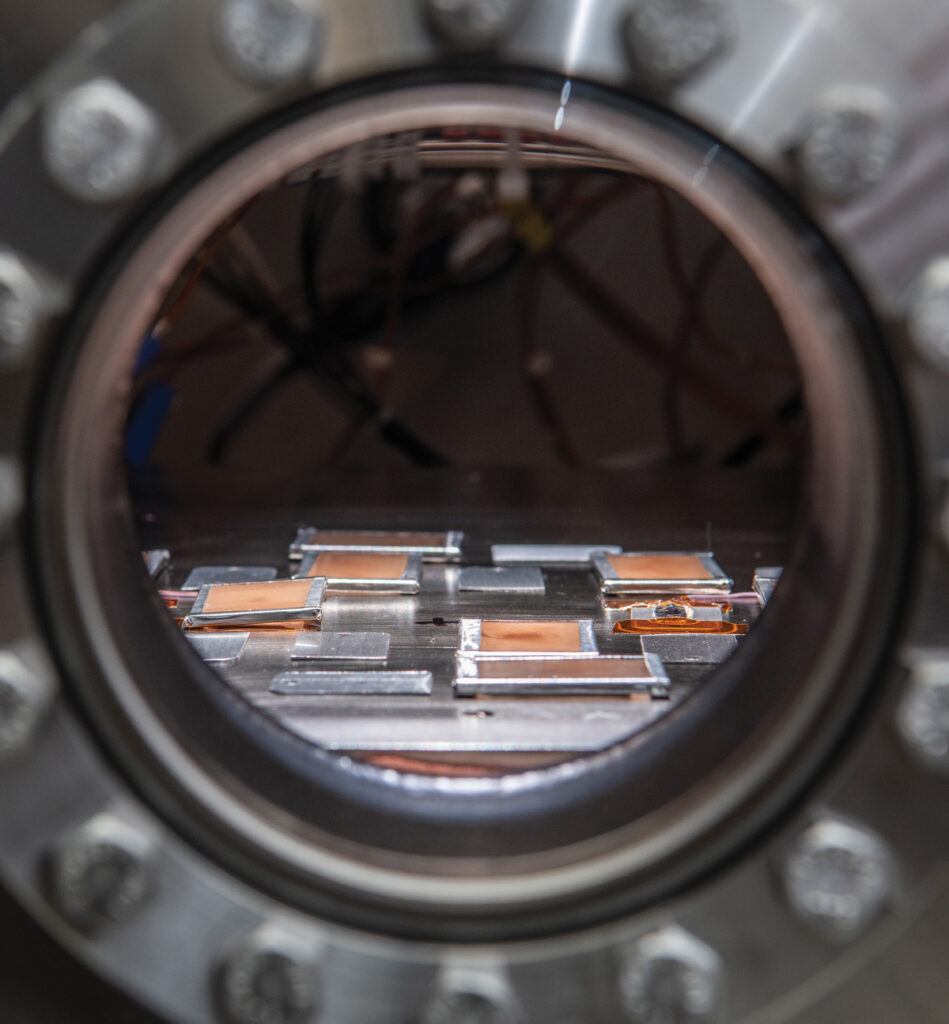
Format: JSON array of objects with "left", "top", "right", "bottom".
[
  {"left": 795, "top": 87, "right": 902, "bottom": 201},
  {"left": 906, "top": 257, "right": 949, "bottom": 374},
  {"left": 217, "top": 0, "right": 324, "bottom": 86},
  {"left": 619, "top": 926, "right": 721, "bottom": 1023},
  {"left": 896, "top": 656, "right": 949, "bottom": 771},
  {"left": 781, "top": 817, "right": 893, "bottom": 939},
  {"left": 419, "top": 968, "right": 518, "bottom": 1024},
  {"left": 47, "top": 813, "right": 155, "bottom": 931},
  {"left": 216, "top": 923, "right": 321, "bottom": 1024},
  {"left": 43, "top": 78, "right": 163, "bottom": 203},
  {"left": 622, "top": 0, "right": 733, "bottom": 87},
  {"left": 0, "top": 649, "right": 52, "bottom": 759},
  {"left": 0, "top": 252, "right": 44, "bottom": 361},
  {"left": 425, "top": 0, "right": 526, "bottom": 49}
]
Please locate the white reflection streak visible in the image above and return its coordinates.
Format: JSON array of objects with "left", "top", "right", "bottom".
[
  {"left": 728, "top": 6, "right": 821, "bottom": 134},
  {"left": 564, "top": 0, "right": 597, "bottom": 73},
  {"left": 554, "top": 0, "right": 597, "bottom": 130}
]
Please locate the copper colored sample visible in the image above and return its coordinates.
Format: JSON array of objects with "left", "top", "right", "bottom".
[
  {"left": 612, "top": 618, "right": 748, "bottom": 635},
  {"left": 477, "top": 658, "right": 652, "bottom": 679},
  {"left": 304, "top": 552, "right": 409, "bottom": 580},
  {"left": 606, "top": 553, "right": 713, "bottom": 581},
  {"left": 479, "top": 620, "right": 582, "bottom": 653},
  {"left": 201, "top": 578, "right": 313, "bottom": 614}
]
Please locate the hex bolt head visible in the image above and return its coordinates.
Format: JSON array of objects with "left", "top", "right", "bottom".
[
  {"left": 425, "top": 0, "right": 526, "bottom": 49},
  {"left": 216, "top": 923, "right": 321, "bottom": 1024},
  {"left": 906, "top": 257, "right": 949, "bottom": 374},
  {"left": 0, "top": 649, "right": 51, "bottom": 759},
  {"left": 47, "top": 813, "right": 155, "bottom": 931},
  {"left": 795, "top": 88, "right": 903, "bottom": 201},
  {"left": 622, "top": 0, "right": 733, "bottom": 87},
  {"left": 217, "top": 0, "right": 324, "bottom": 86},
  {"left": 781, "top": 817, "right": 894, "bottom": 940},
  {"left": 896, "top": 656, "right": 949, "bottom": 770},
  {"left": 43, "top": 78, "right": 163, "bottom": 204},
  {"left": 419, "top": 968, "right": 518, "bottom": 1024},
  {"left": 619, "top": 926, "right": 721, "bottom": 1023},
  {"left": 0, "top": 252, "right": 44, "bottom": 360}
]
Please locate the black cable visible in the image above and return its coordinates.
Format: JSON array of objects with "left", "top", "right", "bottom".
[
  {"left": 719, "top": 390, "right": 804, "bottom": 466},
  {"left": 299, "top": 176, "right": 334, "bottom": 331},
  {"left": 207, "top": 359, "right": 299, "bottom": 464},
  {"left": 662, "top": 235, "right": 729, "bottom": 462},
  {"left": 202, "top": 265, "right": 449, "bottom": 466}
]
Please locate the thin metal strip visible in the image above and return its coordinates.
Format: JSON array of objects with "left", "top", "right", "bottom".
[
  {"left": 290, "top": 527, "right": 463, "bottom": 562},
  {"left": 270, "top": 670, "right": 433, "bottom": 696},
  {"left": 452, "top": 653, "right": 669, "bottom": 696}
]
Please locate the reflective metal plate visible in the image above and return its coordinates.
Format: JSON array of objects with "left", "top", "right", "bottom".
[
  {"left": 270, "top": 669, "right": 433, "bottom": 695},
  {"left": 458, "top": 566, "right": 546, "bottom": 594},
  {"left": 291, "top": 631, "right": 391, "bottom": 661}
]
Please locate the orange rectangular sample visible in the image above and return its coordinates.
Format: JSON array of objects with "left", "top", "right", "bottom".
[
  {"left": 606, "top": 553, "right": 713, "bottom": 581},
  {"left": 305, "top": 552, "right": 409, "bottom": 580},
  {"left": 479, "top": 620, "right": 583, "bottom": 653},
  {"left": 477, "top": 658, "right": 651, "bottom": 679},
  {"left": 201, "top": 578, "right": 314, "bottom": 614}
]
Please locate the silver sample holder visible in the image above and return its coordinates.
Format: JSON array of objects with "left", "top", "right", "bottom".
[
  {"left": 296, "top": 552, "right": 422, "bottom": 594},
  {"left": 491, "top": 543, "right": 621, "bottom": 566},
  {"left": 591, "top": 551, "right": 733, "bottom": 596},
  {"left": 453, "top": 652, "right": 669, "bottom": 697},
  {"left": 753, "top": 566, "right": 783, "bottom": 604},
  {"left": 180, "top": 565, "right": 277, "bottom": 591},
  {"left": 458, "top": 618, "right": 598, "bottom": 656},
  {"left": 290, "top": 527, "right": 463, "bottom": 562},
  {"left": 184, "top": 577, "right": 326, "bottom": 628}
]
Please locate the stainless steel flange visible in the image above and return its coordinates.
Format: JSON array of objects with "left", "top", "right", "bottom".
[{"left": 0, "top": 1, "right": 946, "bottom": 1022}]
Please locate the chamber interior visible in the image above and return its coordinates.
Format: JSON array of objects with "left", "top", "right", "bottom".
[{"left": 128, "top": 124, "right": 805, "bottom": 780}]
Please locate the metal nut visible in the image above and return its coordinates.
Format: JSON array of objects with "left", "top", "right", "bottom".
[
  {"left": 896, "top": 655, "right": 949, "bottom": 771},
  {"left": 0, "top": 251, "right": 44, "bottom": 361},
  {"left": 47, "top": 813, "right": 155, "bottom": 931},
  {"left": 906, "top": 257, "right": 949, "bottom": 374},
  {"left": 216, "top": 923, "right": 321, "bottom": 1024},
  {"left": 419, "top": 968, "right": 518, "bottom": 1024},
  {"left": 43, "top": 78, "right": 163, "bottom": 203},
  {"left": 781, "top": 817, "right": 893, "bottom": 939},
  {"left": 619, "top": 926, "right": 721, "bottom": 1023},
  {"left": 425, "top": 0, "right": 526, "bottom": 49},
  {"left": 217, "top": 0, "right": 325, "bottom": 86},
  {"left": 622, "top": 0, "right": 733, "bottom": 87},
  {"left": 795, "top": 87, "right": 903, "bottom": 201},
  {"left": 0, "top": 649, "right": 52, "bottom": 759}
]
